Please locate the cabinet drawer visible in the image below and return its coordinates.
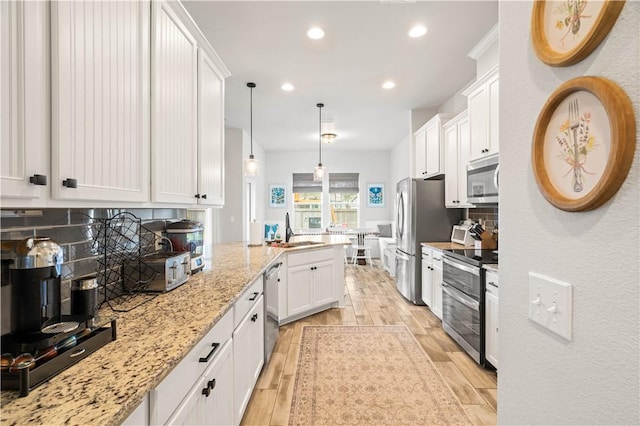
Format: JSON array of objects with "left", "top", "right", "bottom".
[
  {"left": 287, "top": 247, "right": 333, "bottom": 267},
  {"left": 421, "top": 246, "right": 431, "bottom": 258},
  {"left": 234, "top": 277, "right": 264, "bottom": 328},
  {"left": 152, "top": 308, "right": 233, "bottom": 425},
  {"left": 485, "top": 270, "right": 499, "bottom": 289}
]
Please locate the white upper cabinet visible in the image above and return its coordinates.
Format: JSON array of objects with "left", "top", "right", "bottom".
[
  {"left": 197, "top": 48, "right": 225, "bottom": 206},
  {"left": 415, "top": 113, "right": 455, "bottom": 179},
  {"left": 1, "top": 1, "right": 49, "bottom": 202},
  {"left": 51, "top": 0, "right": 151, "bottom": 202},
  {"left": 151, "top": 0, "right": 198, "bottom": 204},
  {"left": 413, "top": 130, "right": 427, "bottom": 179},
  {"left": 463, "top": 66, "right": 499, "bottom": 162},
  {"left": 443, "top": 110, "right": 474, "bottom": 208}
]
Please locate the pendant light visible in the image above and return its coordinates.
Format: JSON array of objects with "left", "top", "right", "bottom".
[
  {"left": 313, "top": 103, "right": 326, "bottom": 181},
  {"left": 244, "top": 82, "right": 259, "bottom": 177}
]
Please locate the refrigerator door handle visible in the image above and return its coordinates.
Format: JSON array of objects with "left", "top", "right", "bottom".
[
  {"left": 397, "top": 192, "right": 404, "bottom": 241},
  {"left": 395, "top": 249, "right": 410, "bottom": 261}
]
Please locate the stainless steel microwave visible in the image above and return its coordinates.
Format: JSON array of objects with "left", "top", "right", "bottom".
[{"left": 467, "top": 154, "right": 499, "bottom": 204}]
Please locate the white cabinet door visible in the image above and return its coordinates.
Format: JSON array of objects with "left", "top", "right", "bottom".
[
  {"left": 485, "top": 271, "right": 499, "bottom": 369},
  {"left": 233, "top": 296, "right": 264, "bottom": 424},
  {"left": 443, "top": 123, "right": 459, "bottom": 208},
  {"left": 1, "top": 1, "right": 49, "bottom": 201},
  {"left": 421, "top": 249, "right": 433, "bottom": 306},
  {"left": 287, "top": 265, "right": 313, "bottom": 317},
  {"left": 465, "top": 66, "right": 499, "bottom": 162},
  {"left": 51, "top": 0, "right": 150, "bottom": 202},
  {"left": 467, "top": 85, "right": 488, "bottom": 162},
  {"left": 431, "top": 255, "right": 443, "bottom": 320},
  {"left": 425, "top": 122, "right": 441, "bottom": 177},
  {"left": 313, "top": 260, "right": 335, "bottom": 308},
  {"left": 167, "top": 340, "right": 234, "bottom": 426},
  {"left": 151, "top": 0, "right": 198, "bottom": 204},
  {"left": 421, "top": 257, "right": 433, "bottom": 307},
  {"left": 457, "top": 115, "right": 473, "bottom": 207},
  {"left": 487, "top": 72, "right": 500, "bottom": 157},
  {"left": 197, "top": 48, "right": 225, "bottom": 206},
  {"left": 414, "top": 130, "right": 427, "bottom": 179}
]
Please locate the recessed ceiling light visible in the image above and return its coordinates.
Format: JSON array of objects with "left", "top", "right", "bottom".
[
  {"left": 307, "top": 27, "right": 325, "bottom": 40},
  {"left": 281, "top": 83, "right": 294, "bottom": 91},
  {"left": 382, "top": 80, "right": 396, "bottom": 89},
  {"left": 409, "top": 25, "right": 427, "bottom": 38}
]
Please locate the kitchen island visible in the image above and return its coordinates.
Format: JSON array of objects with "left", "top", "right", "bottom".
[{"left": 0, "top": 236, "right": 349, "bottom": 425}]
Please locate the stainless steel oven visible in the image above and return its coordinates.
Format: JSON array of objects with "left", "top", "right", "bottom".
[{"left": 441, "top": 254, "right": 484, "bottom": 365}]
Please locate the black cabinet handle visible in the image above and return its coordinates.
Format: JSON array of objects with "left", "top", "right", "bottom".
[
  {"left": 29, "top": 174, "right": 47, "bottom": 186},
  {"left": 202, "top": 194, "right": 207, "bottom": 199},
  {"left": 195, "top": 194, "right": 201, "bottom": 199},
  {"left": 251, "top": 313, "right": 258, "bottom": 322},
  {"left": 248, "top": 292, "right": 259, "bottom": 301},
  {"left": 198, "top": 342, "right": 220, "bottom": 363},
  {"left": 207, "top": 379, "right": 216, "bottom": 390},
  {"left": 202, "top": 386, "right": 211, "bottom": 397},
  {"left": 62, "top": 178, "right": 77, "bottom": 188}
]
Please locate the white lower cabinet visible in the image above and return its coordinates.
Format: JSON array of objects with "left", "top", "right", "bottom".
[
  {"left": 421, "top": 246, "right": 443, "bottom": 320},
  {"left": 166, "top": 340, "right": 234, "bottom": 426},
  {"left": 233, "top": 296, "right": 264, "bottom": 424},
  {"left": 150, "top": 308, "right": 233, "bottom": 425},
  {"left": 284, "top": 248, "right": 341, "bottom": 322},
  {"left": 484, "top": 270, "right": 499, "bottom": 369}
]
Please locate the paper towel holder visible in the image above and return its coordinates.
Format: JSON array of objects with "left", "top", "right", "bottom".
[{"left": 248, "top": 219, "right": 263, "bottom": 247}]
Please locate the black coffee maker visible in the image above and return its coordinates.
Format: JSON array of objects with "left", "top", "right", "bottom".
[{"left": 2, "top": 237, "right": 79, "bottom": 352}]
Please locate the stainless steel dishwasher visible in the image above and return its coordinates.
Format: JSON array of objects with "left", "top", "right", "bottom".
[{"left": 264, "top": 261, "right": 282, "bottom": 365}]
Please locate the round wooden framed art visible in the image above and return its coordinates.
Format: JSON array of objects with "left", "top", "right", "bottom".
[
  {"left": 531, "top": 76, "right": 635, "bottom": 212},
  {"left": 531, "top": 0, "right": 625, "bottom": 67}
]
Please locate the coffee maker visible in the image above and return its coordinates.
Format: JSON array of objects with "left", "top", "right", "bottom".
[{"left": 3, "top": 237, "right": 80, "bottom": 353}]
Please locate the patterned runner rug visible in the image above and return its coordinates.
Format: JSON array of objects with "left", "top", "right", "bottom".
[{"left": 289, "top": 325, "right": 473, "bottom": 425}]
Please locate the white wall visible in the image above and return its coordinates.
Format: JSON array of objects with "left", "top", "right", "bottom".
[
  {"left": 499, "top": 2, "right": 639, "bottom": 425},
  {"left": 242, "top": 131, "right": 266, "bottom": 241},
  {"left": 214, "top": 128, "right": 244, "bottom": 243},
  {"left": 264, "top": 150, "right": 393, "bottom": 227}
]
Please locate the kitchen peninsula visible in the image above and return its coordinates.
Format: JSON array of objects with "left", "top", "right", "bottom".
[{"left": 0, "top": 236, "right": 350, "bottom": 425}]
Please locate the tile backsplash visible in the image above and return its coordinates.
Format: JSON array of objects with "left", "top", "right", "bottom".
[
  {"left": 0, "top": 208, "right": 186, "bottom": 335},
  {"left": 467, "top": 207, "right": 499, "bottom": 232}
]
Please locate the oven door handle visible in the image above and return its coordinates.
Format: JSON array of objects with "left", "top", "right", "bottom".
[
  {"left": 442, "top": 283, "right": 479, "bottom": 310},
  {"left": 442, "top": 257, "right": 480, "bottom": 276}
]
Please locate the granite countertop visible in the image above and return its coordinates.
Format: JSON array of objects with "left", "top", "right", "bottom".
[
  {"left": 420, "top": 241, "right": 470, "bottom": 250},
  {"left": 1, "top": 242, "right": 288, "bottom": 425},
  {"left": 484, "top": 264, "right": 499, "bottom": 273},
  {"left": 0, "top": 235, "right": 352, "bottom": 425}
]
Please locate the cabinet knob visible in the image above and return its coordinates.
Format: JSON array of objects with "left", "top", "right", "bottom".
[
  {"left": 62, "top": 178, "right": 77, "bottom": 188},
  {"left": 202, "top": 386, "right": 211, "bottom": 397},
  {"left": 251, "top": 313, "right": 258, "bottom": 322},
  {"left": 29, "top": 174, "right": 47, "bottom": 186},
  {"left": 195, "top": 193, "right": 201, "bottom": 199},
  {"left": 207, "top": 379, "right": 216, "bottom": 390},
  {"left": 201, "top": 194, "right": 207, "bottom": 199}
]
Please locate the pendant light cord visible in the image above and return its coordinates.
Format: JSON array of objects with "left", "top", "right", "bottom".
[
  {"left": 247, "top": 82, "right": 256, "bottom": 158},
  {"left": 317, "top": 103, "right": 323, "bottom": 165}
]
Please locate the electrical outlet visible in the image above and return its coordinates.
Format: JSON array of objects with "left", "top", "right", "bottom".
[{"left": 154, "top": 231, "right": 163, "bottom": 251}]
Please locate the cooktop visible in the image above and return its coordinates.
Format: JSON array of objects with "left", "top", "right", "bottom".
[{"left": 443, "top": 248, "right": 498, "bottom": 267}]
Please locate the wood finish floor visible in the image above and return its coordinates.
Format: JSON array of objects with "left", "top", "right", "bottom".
[{"left": 241, "top": 261, "right": 498, "bottom": 425}]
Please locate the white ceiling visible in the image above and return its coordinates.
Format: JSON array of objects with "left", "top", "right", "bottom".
[{"left": 183, "top": 1, "right": 498, "bottom": 152}]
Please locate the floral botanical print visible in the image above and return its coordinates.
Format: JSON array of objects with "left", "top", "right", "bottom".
[
  {"left": 554, "top": 0, "right": 591, "bottom": 46},
  {"left": 555, "top": 98, "right": 596, "bottom": 192}
]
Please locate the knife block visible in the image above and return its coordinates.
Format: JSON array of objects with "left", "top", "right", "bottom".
[{"left": 480, "top": 232, "right": 497, "bottom": 250}]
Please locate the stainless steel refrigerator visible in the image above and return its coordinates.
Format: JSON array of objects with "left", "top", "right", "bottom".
[{"left": 395, "top": 178, "right": 461, "bottom": 304}]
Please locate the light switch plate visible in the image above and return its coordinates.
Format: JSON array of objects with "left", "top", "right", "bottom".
[{"left": 528, "top": 272, "right": 573, "bottom": 341}]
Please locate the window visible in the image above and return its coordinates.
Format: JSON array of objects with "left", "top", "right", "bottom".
[
  {"left": 329, "top": 173, "right": 359, "bottom": 229},
  {"left": 292, "top": 173, "right": 322, "bottom": 231}
]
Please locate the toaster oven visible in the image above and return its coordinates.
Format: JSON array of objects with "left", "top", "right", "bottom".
[{"left": 125, "top": 252, "right": 191, "bottom": 292}]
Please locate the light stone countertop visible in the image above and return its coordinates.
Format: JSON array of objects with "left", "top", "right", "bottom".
[
  {"left": 0, "top": 236, "right": 349, "bottom": 425},
  {"left": 420, "top": 241, "right": 470, "bottom": 250},
  {"left": 484, "top": 263, "right": 499, "bottom": 273}
]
